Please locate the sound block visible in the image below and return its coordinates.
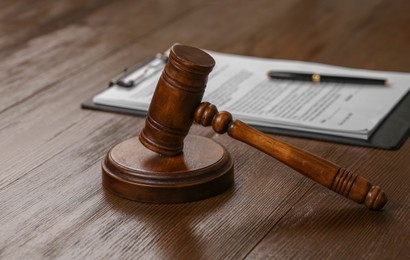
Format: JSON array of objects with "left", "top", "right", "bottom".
[{"left": 102, "top": 135, "right": 234, "bottom": 203}]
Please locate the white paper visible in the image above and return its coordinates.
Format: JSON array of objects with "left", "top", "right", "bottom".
[{"left": 93, "top": 50, "right": 410, "bottom": 140}]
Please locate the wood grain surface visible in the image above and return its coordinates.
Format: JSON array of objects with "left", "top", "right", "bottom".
[{"left": 0, "top": 0, "right": 409, "bottom": 259}]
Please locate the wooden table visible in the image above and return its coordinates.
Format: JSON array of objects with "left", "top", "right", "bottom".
[{"left": 1, "top": 0, "right": 409, "bottom": 259}]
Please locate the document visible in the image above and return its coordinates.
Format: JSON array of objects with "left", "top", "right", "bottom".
[{"left": 93, "top": 50, "right": 410, "bottom": 140}]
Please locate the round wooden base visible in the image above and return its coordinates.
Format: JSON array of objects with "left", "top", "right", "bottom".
[{"left": 102, "top": 135, "right": 234, "bottom": 203}]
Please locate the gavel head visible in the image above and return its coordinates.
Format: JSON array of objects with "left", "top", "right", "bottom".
[{"left": 139, "top": 44, "right": 215, "bottom": 156}]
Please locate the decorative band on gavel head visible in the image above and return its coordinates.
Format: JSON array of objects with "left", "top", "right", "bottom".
[{"left": 139, "top": 44, "right": 215, "bottom": 156}]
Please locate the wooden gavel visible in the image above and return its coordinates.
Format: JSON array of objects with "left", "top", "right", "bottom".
[{"left": 103, "top": 44, "right": 387, "bottom": 210}]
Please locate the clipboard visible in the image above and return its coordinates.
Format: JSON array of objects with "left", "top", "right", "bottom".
[{"left": 82, "top": 56, "right": 410, "bottom": 150}]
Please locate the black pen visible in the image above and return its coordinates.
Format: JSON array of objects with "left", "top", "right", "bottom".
[{"left": 267, "top": 71, "right": 388, "bottom": 86}]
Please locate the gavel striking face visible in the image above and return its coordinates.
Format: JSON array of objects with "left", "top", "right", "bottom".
[{"left": 104, "top": 44, "right": 387, "bottom": 210}]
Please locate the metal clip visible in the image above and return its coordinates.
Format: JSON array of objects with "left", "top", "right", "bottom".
[{"left": 109, "top": 53, "right": 168, "bottom": 88}]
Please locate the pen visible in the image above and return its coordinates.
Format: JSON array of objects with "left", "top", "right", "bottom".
[{"left": 267, "top": 71, "right": 388, "bottom": 86}]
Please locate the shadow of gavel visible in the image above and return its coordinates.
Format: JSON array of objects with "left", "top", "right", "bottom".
[{"left": 103, "top": 44, "right": 387, "bottom": 210}]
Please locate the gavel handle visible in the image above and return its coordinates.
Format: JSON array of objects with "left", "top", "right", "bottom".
[{"left": 194, "top": 102, "right": 387, "bottom": 210}]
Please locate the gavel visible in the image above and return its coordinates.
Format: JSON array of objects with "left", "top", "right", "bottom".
[{"left": 102, "top": 44, "right": 387, "bottom": 210}]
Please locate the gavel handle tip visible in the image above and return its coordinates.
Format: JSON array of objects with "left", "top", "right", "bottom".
[{"left": 364, "top": 186, "right": 387, "bottom": 210}]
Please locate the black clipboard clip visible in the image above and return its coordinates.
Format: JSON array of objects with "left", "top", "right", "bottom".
[{"left": 109, "top": 53, "right": 169, "bottom": 88}]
